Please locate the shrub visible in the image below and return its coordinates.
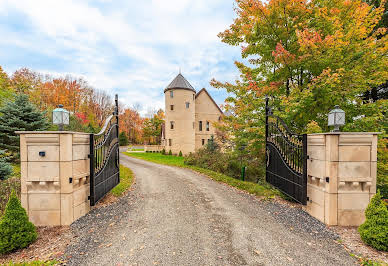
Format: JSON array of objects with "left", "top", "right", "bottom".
[
  {"left": 377, "top": 137, "right": 388, "bottom": 199},
  {"left": 0, "top": 190, "right": 37, "bottom": 254},
  {"left": 168, "top": 150, "right": 172, "bottom": 156},
  {"left": 0, "top": 158, "right": 12, "bottom": 181},
  {"left": 161, "top": 149, "right": 166, "bottom": 155},
  {"left": 184, "top": 148, "right": 265, "bottom": 183},
  {"left": 179, "top": 151, "right": 183, "bottom": 157},
  {"left": 358, "top": 191, "right": 388, "bottom": 251}
]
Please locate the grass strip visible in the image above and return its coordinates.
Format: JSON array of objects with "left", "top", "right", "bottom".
[
  {"left": 110, "top": 165, "right": 134, "bottom": 197},
  {"left": 2, "top": 260, "right": 59, "bottom": 266},
  {"left": 123, "top": 152, "right": 278, "bottom": 198}
]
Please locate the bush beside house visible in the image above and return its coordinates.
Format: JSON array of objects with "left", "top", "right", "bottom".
[{"left": 0, "top": 190, "right": 37, "bottom": 254}]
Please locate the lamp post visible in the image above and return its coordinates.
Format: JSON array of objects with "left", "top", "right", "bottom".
[
  {"left": 239, "top": 143, "right": 247, "bottom": 181},
  {"left": 328, "top": 105, "right": 345, "bottom": 132},
  {"left": 53, "top": 104, "right": 70, "bottom": 131}
]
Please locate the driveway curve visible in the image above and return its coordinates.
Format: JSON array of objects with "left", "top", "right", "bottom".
[{"left": 64, "top": 154, "right": 356, "bottom": 265}]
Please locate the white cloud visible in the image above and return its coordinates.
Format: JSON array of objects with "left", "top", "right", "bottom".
[{"left": 1, "top": 0, "right": 241, "bottom": 116}]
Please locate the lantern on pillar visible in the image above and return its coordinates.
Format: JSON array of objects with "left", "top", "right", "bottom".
[
  {"left": 52, "top": 105, "right": 70, "bottom": 131},
  {"left": 328, "top": 105, "right": 345, "bottom": 132}
]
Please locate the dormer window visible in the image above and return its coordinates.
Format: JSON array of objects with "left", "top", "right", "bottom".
[{"left": 170, "top": 90, "right": 173, "bottom": 98}]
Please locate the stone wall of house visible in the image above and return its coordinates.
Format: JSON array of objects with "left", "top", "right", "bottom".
[
  {"left": 164, "top": 89, "right": 196, "bottom": 155},
  {"left": 305, "top": 132, "right": 378, "bottom": 226},
  {"left": 194, "top": 90, "right": 223, "bottom": 150},
  {"left": 18, "top": 131, "right": 90, "bottom": 226}
]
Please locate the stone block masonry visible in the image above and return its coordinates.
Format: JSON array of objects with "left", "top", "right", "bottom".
[
  {"left": 17, "top": 131, "right": 91, "bottom": 226},
  {"left": 305, "top": 132, "right": 378, "bottom": 226}
]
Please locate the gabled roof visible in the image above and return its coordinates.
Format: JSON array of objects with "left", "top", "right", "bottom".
[
  {"left": 195, "top": 88, "right": 223, "bottom": 114},
  {"left": 164, "top": 73, "right": 196, "bottom": 93}
]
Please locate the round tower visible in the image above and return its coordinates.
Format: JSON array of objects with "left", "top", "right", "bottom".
[{"left": 164, "top": 73, "right": 196, "bottom": 155}]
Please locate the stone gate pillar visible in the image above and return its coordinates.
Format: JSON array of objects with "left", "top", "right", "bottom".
[
  {"left": 17, "top": 131, "right": 91, "bottom": 226},
  {"left": 306, "top": 132, "right": 378, "bottom": 226}
]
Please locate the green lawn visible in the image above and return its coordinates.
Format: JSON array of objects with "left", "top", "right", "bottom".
[
  {"left": 110, "top": 165, "right": 134, "bottom": 197},
  {"left": 124, "top": 152, "right": 278, "bottom": 198}
]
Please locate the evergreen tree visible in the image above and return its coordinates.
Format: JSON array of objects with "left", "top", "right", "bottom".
[
  {"left": 358, "top": 191, "right": 388, "bottom": 251},
  {"left": 0, "top": 94, "right": 49, "bottom": 157},
  {"left": 0, "top": 190, "right": 37, "bottom": 254},
  {"left": 119, "top": 131, "right": 129, "bottom": 146},
  {"left": 0, "top": 151, "right": 12, "bottom": 180},
  {"left": 206, "top": 135, "right": 219, "bottom": 152}
]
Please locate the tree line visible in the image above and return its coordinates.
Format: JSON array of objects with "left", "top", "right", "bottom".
[{"left": 0, "top": 66, "right": 164, "bottom": 161}]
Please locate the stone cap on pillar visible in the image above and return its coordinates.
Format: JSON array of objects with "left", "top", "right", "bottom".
[
  {"left": 308, "top": 132, "right": 381, "bottom": 135},
  {"left": 16, "top": 131, "right": 91, "bottom": 135}
]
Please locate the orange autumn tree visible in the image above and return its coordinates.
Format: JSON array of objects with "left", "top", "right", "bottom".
[
  {"left": 212, "top": 0, "right": 388, "bottom": 148},
  {"left": 9, "top": 68, "right": 115, "bottom": 131},
  {"left": 119, "top": 108, "right": 144, "bottom": 144}
]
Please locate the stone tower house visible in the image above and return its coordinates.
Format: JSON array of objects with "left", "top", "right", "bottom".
[{"left": 163, "top": 73, "right": 223, "bottom": 155}]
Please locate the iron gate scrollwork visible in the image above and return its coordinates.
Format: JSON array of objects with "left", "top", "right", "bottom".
[
  {"left": 265, "top": 98, "right": 307, "bottom": 205},
  {"left": 89, "top": 94, "right": 120, "bottom": 206}
]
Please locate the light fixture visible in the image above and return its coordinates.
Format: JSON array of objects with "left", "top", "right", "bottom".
[
  {"left": 328, "top": 105, "right": 345, "bottom": 132},
  {"left": 53, "top": 104, "right": 70, "bottom": 131}
]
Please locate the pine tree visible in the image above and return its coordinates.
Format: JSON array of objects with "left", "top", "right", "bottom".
[
  {"left": 0, "top": 94, "right": 49, "bottom": 157},
  {"left": 0, "top": 190, "right": 37, "bottom": 254},
  {"left": 0, "top": 154, "right": 12, "bottom": 180},
  {"left": 358, "top": 191, "right": 388, "bottom": 251},
  {"left": 119, "top": 131, "right": 129, "bottom": 146}
]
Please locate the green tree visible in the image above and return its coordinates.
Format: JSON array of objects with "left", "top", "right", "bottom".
[
  {"left": 0, "top": 190, "right": 37, "bottom": 254},
  {"left": 206, "top": 135, "right": 219, "bottom": 152},
  {"left": 0, "top": 158, "right": 12, "bottom": 181},
  {"left": 358, "top": 191, "right": 388, "bottom": 251},
  {"left": 119, "top": 131, "right": 129, "bottom": 146},
  {"left": 0, "top": 66, "right": 13, "bottom": 106},
  {"left": 143, "top": 110, "right": 164, "bottom": 144},
  {"left": 213, "top": 0, "right": 388, "bottom": 133},
  {"left": 0, "top": 94, "right": 49, "bottom": 158}
]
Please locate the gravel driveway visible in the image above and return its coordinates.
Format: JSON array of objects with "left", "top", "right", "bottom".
[{"left": 64, "top": 154, "right": 356, "bottom": 266}]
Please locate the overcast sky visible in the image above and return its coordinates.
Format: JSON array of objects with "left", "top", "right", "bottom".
[{"left": 0, "top": 0, "right": 242, "bottom": 116}]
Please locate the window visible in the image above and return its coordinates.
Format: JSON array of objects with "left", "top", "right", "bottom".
[
  {"left": 170, "top": 105, "right": 174, "bottom": 111},
  {"left": 199, "top": 121, "right": 202, "bottom": 131},
  {"left": 202, "top": 139, "right": 205, "bottom": 145},
  {"left": 193, "top": 122, "right": 195, "bottom": 129},
  {"left": 170, "top": 121, "right": 174, "bottom": 130},
  {"left": 169, "top": 139, "right": 172, "bottom": 146},
  {"left": 186, "top": 102, "right": 190, "bottom": 108},
  {"left": 170, "top": 90, "right": 173, "bottom": 98},
  {"left": 193, "top": 94, "right": 195, "bottom": 100},
  {"left": 206, "top": 121, "right": 210, "bottom": 131}
]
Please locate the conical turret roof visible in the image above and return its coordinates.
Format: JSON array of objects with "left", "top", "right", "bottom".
[{"left": 164, "top": 73, "right": 196, "bottom": 93}]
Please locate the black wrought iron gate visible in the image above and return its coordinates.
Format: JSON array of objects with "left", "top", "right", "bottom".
[
  {"left": 89, "top": 94, "right": 120, "bottom": 206},
  {"left": 265, "top": 98, "right": 307, "bottom": 205}
]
